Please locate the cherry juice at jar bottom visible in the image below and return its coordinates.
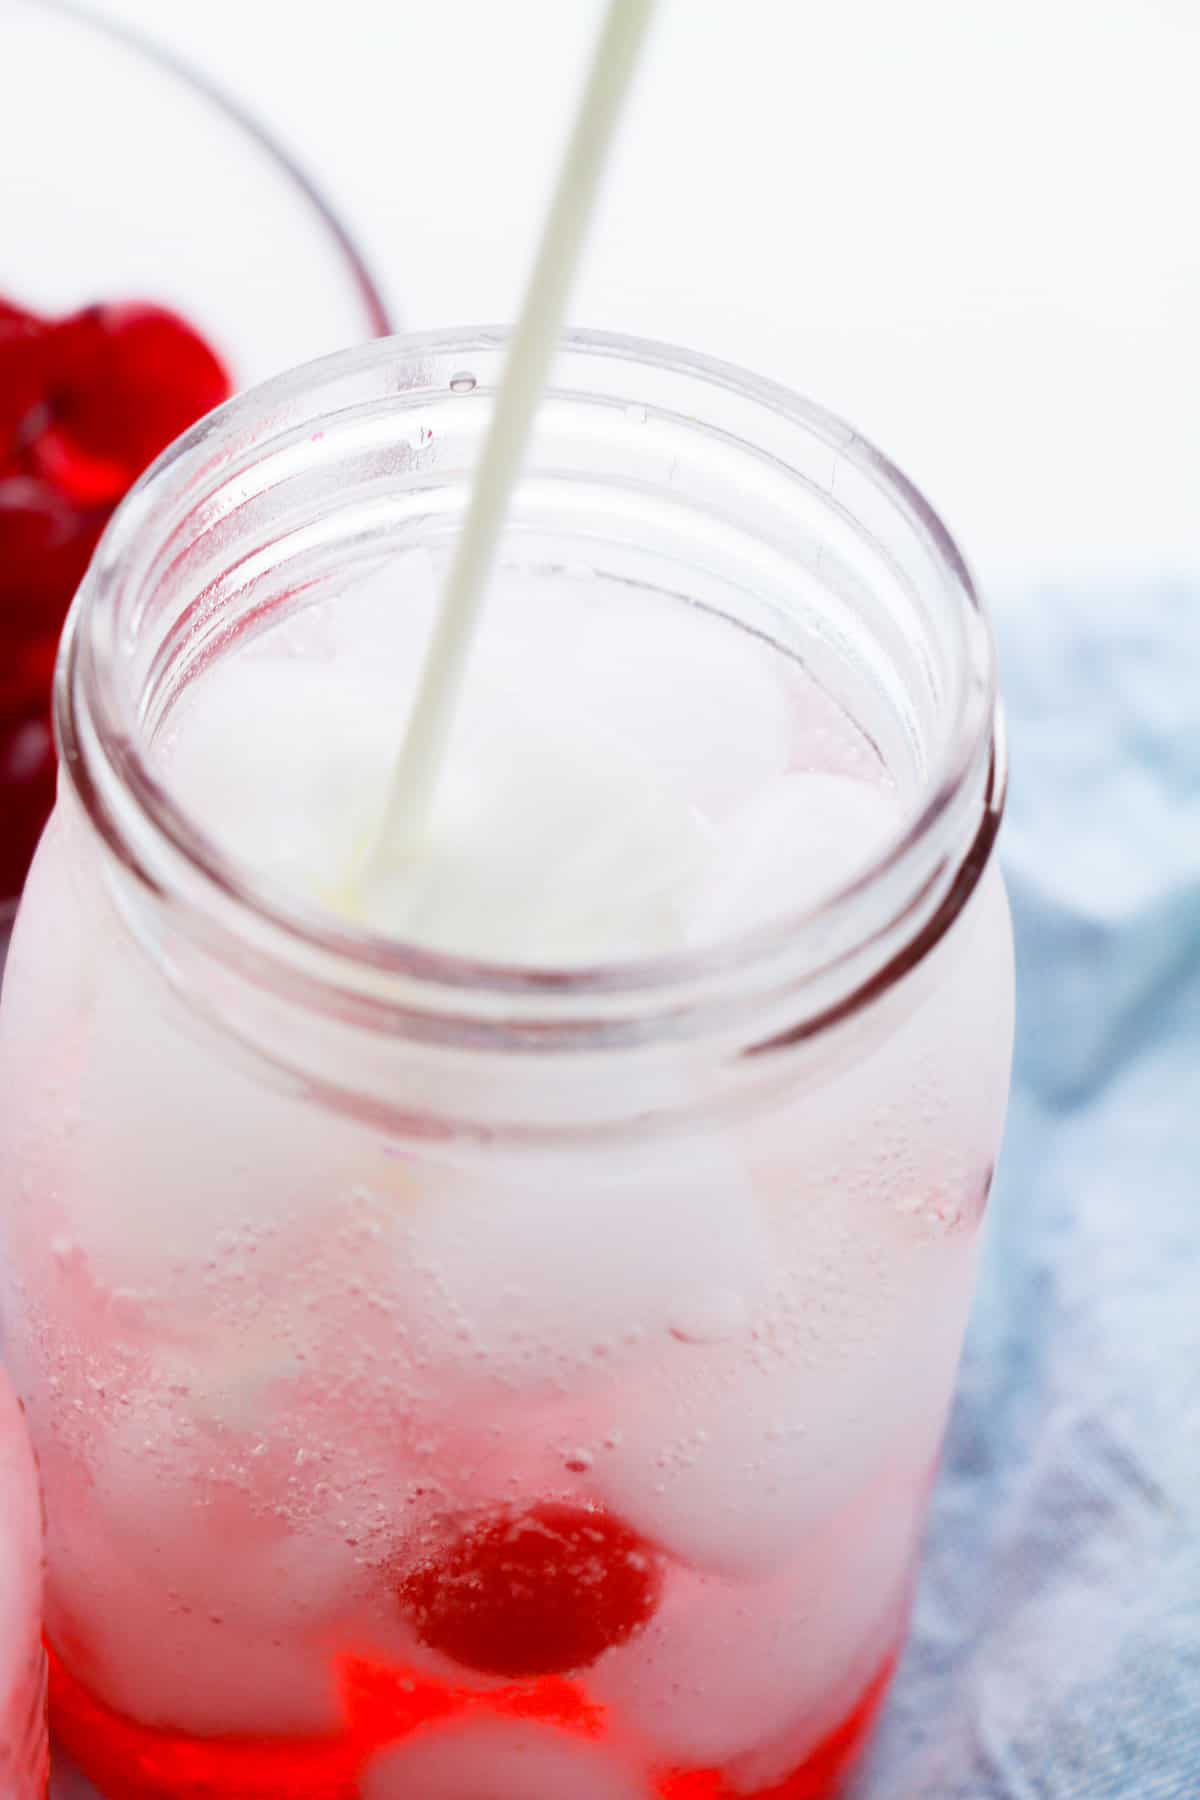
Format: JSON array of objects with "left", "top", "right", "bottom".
[{"left": 48, "top": 1639, "right": 896, "bottom": 1800}]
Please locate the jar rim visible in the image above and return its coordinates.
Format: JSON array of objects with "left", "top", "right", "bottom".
[{"left": 56, "top": 326, "right": 1004, "bottom": 1053}]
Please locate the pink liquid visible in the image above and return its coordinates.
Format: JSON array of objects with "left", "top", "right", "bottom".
[
  {"left": 49, "top": 1634, "right": 896, "bottom": 1800},
  {"left": 0, "top": 1369, "right": 47, "bottom": 1798}
]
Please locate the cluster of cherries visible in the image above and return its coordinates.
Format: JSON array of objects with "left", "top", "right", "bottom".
[{"left": 0, "top": 295, "right": 230, "bottom": 902}]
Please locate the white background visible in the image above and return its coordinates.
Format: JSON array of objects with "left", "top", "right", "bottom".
[{"left": 89, "top": 0, "right": 1199, "bottom": 595}]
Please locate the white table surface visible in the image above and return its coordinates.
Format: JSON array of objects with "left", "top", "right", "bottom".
[{"left": 80, "top": 0, "right": 1200, "bottom": 596}]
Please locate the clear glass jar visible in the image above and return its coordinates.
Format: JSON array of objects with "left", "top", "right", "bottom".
[{"left": 0, "top": 331, "right": 1012, "bottom": 1800}]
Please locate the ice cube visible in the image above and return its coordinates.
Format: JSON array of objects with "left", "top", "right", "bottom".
[
  {"left": 688, "top": 771, "right": 898, "bottom": 945},
  {"left": 589, "top": 1204, "right": 974, "bottom": 1577},
  {"left": 457, "top": 567, "right": 795, "bottom": 825},
  {"left": 160, "top": 655, "right": 399, "bottom": 896},
  {"left": 158, "top": 546, "right": 439, "bottom": 896},
  {"left": 382, "top": 1126, "right": 770, "bottom": 1400},
  {"left": 356, "top": 677, "right": 714, "bottom": 962},
  {"left": 57, "top": 899, "right": 368, "bottom": 1304},
  {"left": 362, "top": 1718, "right": 650, "bottom": 1800},
  {"left": 590, "top": 1455, "right": 924, "bottom": 1770},
  {"left": 42, "top": 1433, "right": 344, "bottom": 1735}
]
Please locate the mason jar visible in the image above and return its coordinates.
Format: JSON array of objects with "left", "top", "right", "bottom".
[{"left": 0, "top": 331, "right": 1013, "bottom": 1800}]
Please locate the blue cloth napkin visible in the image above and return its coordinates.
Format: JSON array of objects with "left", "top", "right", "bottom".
[{"left": 851, "top": 583, "right": 1200, "bottom": 1798}]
